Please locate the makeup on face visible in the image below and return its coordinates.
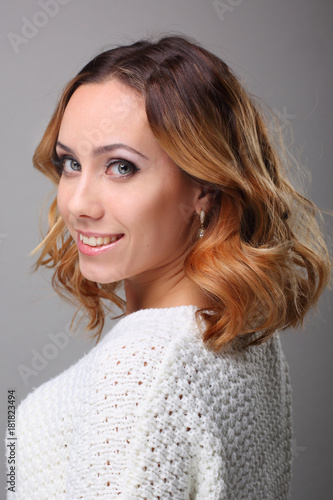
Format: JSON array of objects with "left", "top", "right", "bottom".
[{"left": 56, "top": 80, "right": 202, "bottom": 285}]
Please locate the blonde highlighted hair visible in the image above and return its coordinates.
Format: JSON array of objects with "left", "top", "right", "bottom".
[{"left": 33, "top": 35, "right": 331, "bottom": 350}]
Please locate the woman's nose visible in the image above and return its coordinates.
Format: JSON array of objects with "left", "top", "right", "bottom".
[{"left": 67, "top": 176, "right": 104, "bottom": 220}]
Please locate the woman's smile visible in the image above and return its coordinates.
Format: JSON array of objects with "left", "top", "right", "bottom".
[
  {"left": 77, "top": 231, "right": 125, "bottom": 256},
  {"left": 78, "top": 232, "right": 124, "bottom": 247}
]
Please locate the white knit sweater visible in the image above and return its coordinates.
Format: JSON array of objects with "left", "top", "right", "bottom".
[{"left": 11, "top": 305, "right": 292, "bottom": 499}]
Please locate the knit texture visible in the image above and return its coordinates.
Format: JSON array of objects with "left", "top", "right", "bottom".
[{"left": 10, "top": 305, "right": 292, "bottom": 499}]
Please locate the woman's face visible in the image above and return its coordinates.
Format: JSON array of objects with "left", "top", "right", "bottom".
[{"left": 56, "top": 80, "right": 203, "bottom": 285}]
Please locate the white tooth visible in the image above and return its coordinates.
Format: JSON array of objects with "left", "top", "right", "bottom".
[{"left": 81, "top": 234, "right": 120, "bottom": 247}]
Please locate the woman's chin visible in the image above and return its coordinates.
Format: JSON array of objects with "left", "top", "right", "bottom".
[{"left": 78, "top": 264, "right": 124, "bottom": 284}]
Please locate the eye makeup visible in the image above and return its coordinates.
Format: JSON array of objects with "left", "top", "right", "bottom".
[{"left": 51, "top": 151, "right": 140, "bottom": 180}]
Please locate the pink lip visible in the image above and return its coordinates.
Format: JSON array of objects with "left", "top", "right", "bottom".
[{"left": 76, "top": 233, "right": 124, "bottom": 256}]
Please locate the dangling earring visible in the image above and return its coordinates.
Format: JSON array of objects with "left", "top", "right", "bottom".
[{"left": 197, "top": 210, "right": 206, "bottom": 238}]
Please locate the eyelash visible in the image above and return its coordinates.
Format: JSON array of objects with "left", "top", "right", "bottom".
[{"left": 52, "top": 154, "right": 140, "bottom": 179}]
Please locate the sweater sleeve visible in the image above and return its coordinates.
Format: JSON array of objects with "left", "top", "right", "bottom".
[
  {"left": 120, "top": 335, "right": 228, "bottom": 499},
  {"left": 121, "top": 333, "right": 292, "bottom": 500}
]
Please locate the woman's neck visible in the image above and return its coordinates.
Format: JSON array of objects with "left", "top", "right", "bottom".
[{"left": 123, "top": 259, "right": 210, "bottom": 315}]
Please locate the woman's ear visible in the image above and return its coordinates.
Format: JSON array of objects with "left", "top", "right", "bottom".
[{"left": 194, "top": 185, "right": 217, "bottom": 215}]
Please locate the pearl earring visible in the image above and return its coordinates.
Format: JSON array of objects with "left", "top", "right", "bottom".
[{"left": 197, "top": 210, "right": 206, "bottom": 238}]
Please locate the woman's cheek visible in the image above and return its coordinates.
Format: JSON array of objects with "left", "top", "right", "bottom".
[{"left": 57, "top": 186, "right": 71, "bottom": 229}]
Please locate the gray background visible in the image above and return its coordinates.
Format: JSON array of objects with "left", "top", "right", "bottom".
[{"left": 1, "top": 1, "right": 332, "bottom": 498}]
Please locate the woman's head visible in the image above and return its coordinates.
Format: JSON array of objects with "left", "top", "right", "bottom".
[
  {"left": 33, "top": 35, "right": 331, "bottom": 349},
  {"left": 56, "top": 79, "right": 210, "bottom": 285}
]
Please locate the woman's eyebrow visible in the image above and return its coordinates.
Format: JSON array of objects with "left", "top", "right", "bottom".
[{"left": 56, "top": 141, "right": 148, "bottom": 159}]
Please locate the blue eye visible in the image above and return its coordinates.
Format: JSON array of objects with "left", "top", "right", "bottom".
[
  {"left": 106, "top": 160, "right": 138, "bottom": 177},
  {"left": 62, "top": 158, "right": 81, "bottom": 172},
  {"left": 52, "top": 154, "right": 81, "bottom": 174}
]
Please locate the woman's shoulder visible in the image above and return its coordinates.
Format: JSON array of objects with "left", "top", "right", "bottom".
[
  {"left": 104, "top": 304, "right": 291, "bottom": 421},
  {"left": 16, "top": 306, "right": 200, "bottom": 411},
  {"left": 18, "top": 305, "right": 288, "bottom": 413},
  {"left": 137, "top": 311, "right": 290, "bottom": 409}
]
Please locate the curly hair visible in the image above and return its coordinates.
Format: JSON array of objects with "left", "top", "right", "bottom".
[{"left": 32, "top": 35, "right": 331, "bottom": 350}]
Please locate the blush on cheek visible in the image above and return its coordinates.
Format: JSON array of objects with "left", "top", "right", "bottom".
[
  {"left": 56, "top": 182, "right": 67, "bottom": 217},
  {"left": 56, "top": 188, "right": 73, "bottom": 240}
]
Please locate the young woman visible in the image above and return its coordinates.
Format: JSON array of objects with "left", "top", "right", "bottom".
[{"left": 14, "top": 35, "right": 330, "bottom": 499}]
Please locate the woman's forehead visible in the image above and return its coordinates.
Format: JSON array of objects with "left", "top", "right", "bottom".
[
  {"left": 57, "top": 80, "right": 169, "bottom": 163},
  {"left": 62, "top": 80, "right": 146, "bottom": 128}
]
